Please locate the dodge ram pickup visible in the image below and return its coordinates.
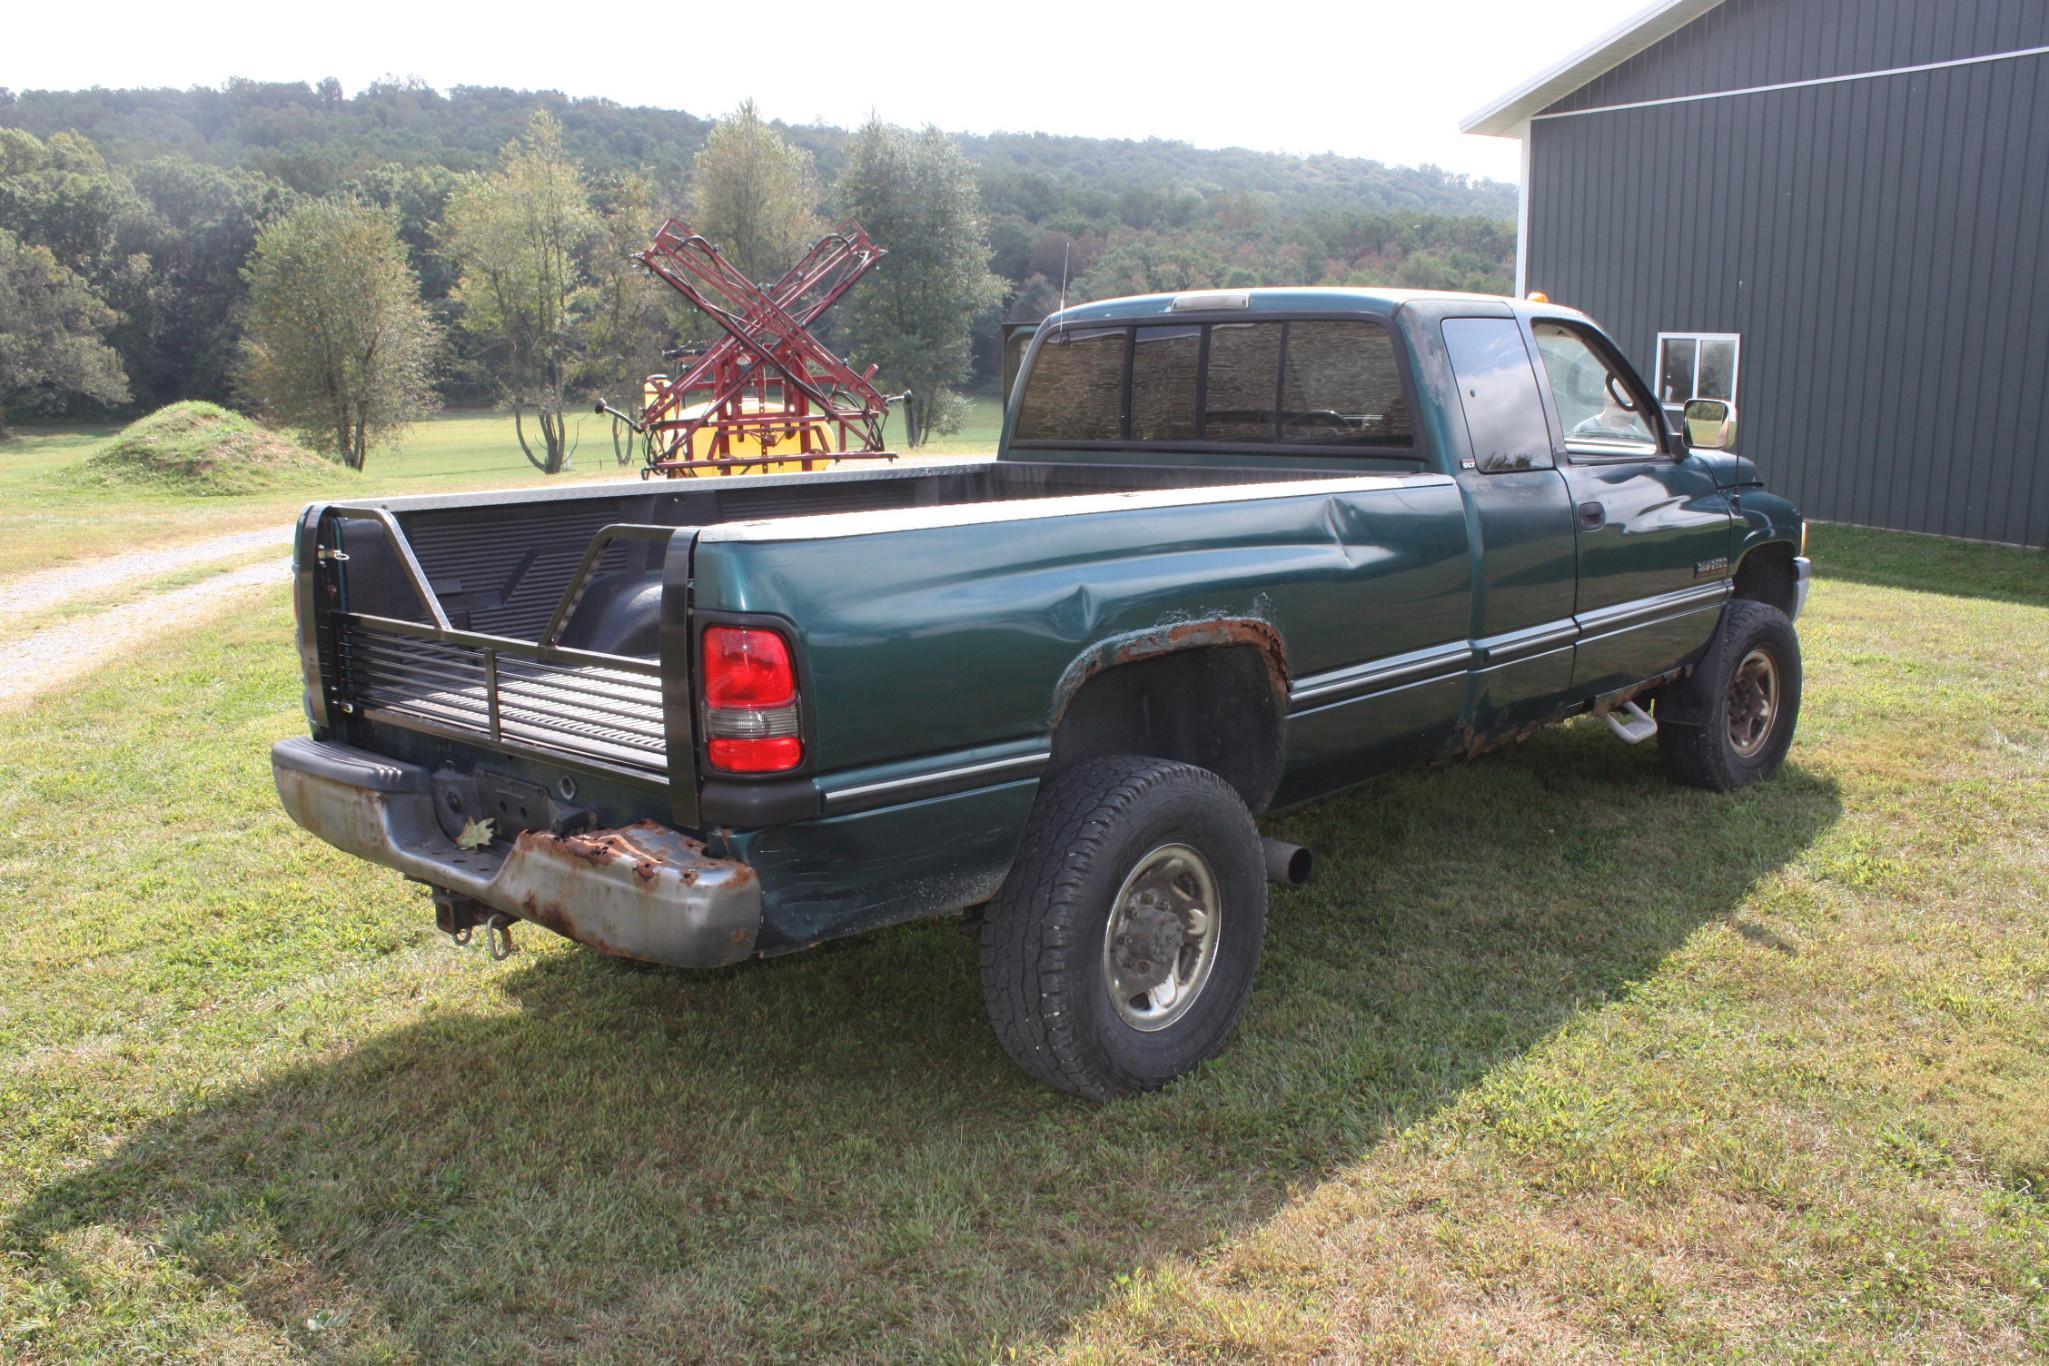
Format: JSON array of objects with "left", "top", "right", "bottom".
[{"left": 274, "top": 287, "right": 1811, "bottom": 1098}]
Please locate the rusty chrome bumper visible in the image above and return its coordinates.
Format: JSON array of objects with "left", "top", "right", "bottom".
[{"left": 272, "top": 738, "right": 760, "bottom": 967}]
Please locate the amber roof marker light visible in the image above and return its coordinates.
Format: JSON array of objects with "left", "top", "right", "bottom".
[{"left": 1526, "top": 291, "right": 1550, "bottom": 303}]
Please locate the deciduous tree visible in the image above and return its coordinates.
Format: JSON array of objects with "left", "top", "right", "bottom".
[
  {"left": 443, "top": 112, "right": 599, "bottom": 473},
  {"left": 0, "top": 227, "right": 129, "bottom": 438},
  {"left": 236, "top": 200, "right": 437, "bottom": 468},
  {"left": 832, "top": 121, "right": 1001, "bottom": 444},
  {"left": 688, "top": 100, "right": 821, "bottom": 284},
  {"left": 581, "top": 168, "right": 673, "bottom": 464},
  {"left": 0, "top": 129, "right": 295, "bottom": 407},
  {"left": 117, "top": 156, "right": 294, "bottom": 405}
]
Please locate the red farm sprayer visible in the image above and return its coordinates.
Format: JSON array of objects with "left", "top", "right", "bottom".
[{"left": 596, "top": 218, "right": 913, "bottom": 479}]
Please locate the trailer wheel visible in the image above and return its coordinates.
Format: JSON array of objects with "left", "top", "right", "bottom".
[
  {"left": 1655, "top": 599, "right": 1802, "bottom": 791},
  {"left": 979, "top": 756, "right": 1266, "bottom": 1099}
]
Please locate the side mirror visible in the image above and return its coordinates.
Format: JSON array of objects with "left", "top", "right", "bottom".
[{"left": 1683, "top": 398, "right": 1738, "bottom": 450}]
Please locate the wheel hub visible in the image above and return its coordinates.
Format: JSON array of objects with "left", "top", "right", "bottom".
[
  {"left": 1111, "top": 895, "right": 1184, "bottom": 994},
  {"left": 1727, "top": 647, "right": 1779, "bottom": 758},
  {"left": 1101, "top": 843, "right": 1222, "bottom": 1032}
]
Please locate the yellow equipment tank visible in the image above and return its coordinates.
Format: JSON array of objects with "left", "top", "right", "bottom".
[{"left": 642, "top": 377, "right": 839, "bottom": 477}]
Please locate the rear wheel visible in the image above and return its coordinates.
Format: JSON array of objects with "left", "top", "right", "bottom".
[
  {"left": 1655, "top": 599, "right": 1802, "bottom": 790},
  {"left": 979, "top": 756, "right": 1266, "bottom": 1099}
]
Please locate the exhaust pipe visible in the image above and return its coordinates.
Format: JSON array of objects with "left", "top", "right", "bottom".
[{"left": 1262, "top": 838, "right": 1313, "bottom": 887}]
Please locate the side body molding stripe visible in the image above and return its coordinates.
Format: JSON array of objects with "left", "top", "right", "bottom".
[
  {"left": 1287, "top": 582, "right": 1732, "bottom": 713},
  {"left": 819, "top": 750, "right": 1051, "bottom": 816},
  {"left": 810, "top": 585, "right": 1738, "bottom": 810}
]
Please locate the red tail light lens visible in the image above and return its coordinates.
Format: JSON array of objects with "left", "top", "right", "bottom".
[
  {"left": 703, "top": 627, "right": 797, "bottom": 708},
  {"left": 707, "top": 736, "right": 805, "bottom": 772},
  {"left": 701, "top": 626, "right": 803, "bottom": 773}
]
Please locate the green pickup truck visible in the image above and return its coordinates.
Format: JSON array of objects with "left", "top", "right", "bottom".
[{"left": 274, "top": 287, "right": 1810, "bottom": 1098}]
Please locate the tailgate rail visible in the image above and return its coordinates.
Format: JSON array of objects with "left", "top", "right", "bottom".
[{"left": 322, "top": 510, "right": 682, "bottom": 784}]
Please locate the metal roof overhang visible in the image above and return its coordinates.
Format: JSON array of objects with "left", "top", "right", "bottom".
[{"left": 1460, "top": 0, "right": 1729, "bottom": 138}]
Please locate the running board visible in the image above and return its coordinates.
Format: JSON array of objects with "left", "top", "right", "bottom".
[{"left": 1603, "top": 700, "right": 1658, "bottom": 744}]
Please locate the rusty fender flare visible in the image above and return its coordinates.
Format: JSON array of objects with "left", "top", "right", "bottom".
[{"left": 1047, "top": 615, "right": 1291, "bottom": 728}]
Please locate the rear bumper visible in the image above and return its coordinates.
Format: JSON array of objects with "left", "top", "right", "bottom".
[
  {"left": 272, "top": 737, "right": 760, "bottom": 968},
  {"left": 1792, "top": 555, "right": 1812, "bottom": 621}
]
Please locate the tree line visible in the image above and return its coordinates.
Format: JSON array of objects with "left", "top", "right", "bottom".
[
  {"left": 0, "top": 81, "right": 1513, "bottom": 218},
  {"left": 0, "top": 81, "right": 1515, "bottom": 462}
]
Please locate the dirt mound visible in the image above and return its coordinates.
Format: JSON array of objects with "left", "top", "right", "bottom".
[{"left": 82, "top": 402, "right": 356, "bottom": 496}]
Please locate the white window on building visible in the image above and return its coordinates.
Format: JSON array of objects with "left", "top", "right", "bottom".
[{"left": 1654, "top": 332, "right": 1740, "bottom": 419}]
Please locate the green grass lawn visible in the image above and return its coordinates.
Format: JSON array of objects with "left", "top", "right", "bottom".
[
  {"left": 0, "top": 523, "right": 2044, "bottom": 1359},
  {"left": 0, "top": 401, "right": 1003, "bottom": 583}
]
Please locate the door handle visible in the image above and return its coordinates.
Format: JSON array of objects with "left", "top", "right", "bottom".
[{"left": 1577, "top": 500, "right": 1607, "bottom": 531}]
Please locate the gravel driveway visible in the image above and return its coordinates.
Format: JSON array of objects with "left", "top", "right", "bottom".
[
  {"left": 0, "top": 527, "right": 293, "bottom": 617},
  {"left": 0, "top": 559, "right": 289, "bottom": 708}
]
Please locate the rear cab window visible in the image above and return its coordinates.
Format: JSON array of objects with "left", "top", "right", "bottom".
[
  {"left": 1013, "top": 327, "right": 1127, "bottom": 443},
  {"left": 1011, "top": 314, "right": 1416, "bottom": 453}
]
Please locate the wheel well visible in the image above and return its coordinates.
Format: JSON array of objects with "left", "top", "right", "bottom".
[
  {"left": 1733, "top": 542, "right": 1797, "bottom": 618},
  {"left": 1049, "top": 646, "right": 1284, "bottom": 814}
]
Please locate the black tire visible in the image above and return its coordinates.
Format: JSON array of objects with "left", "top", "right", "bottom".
[
  {"left": 979, "top": 756, "right": 1267, "bottom": 1100},
  {"left": 1654, "top": 599, "right": 1802, "bottom": 791}
]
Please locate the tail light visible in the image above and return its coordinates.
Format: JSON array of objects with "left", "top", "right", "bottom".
[{"left": 701, "top": 626, "right": 804, "bottom": 773}]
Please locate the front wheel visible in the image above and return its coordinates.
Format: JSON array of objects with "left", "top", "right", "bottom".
[
  {"left": 1655, "top": 599, "right": 1803, "bottom": 790},
  {"left": 979, "top": 756, "right": 1267, "bottom": 1100}
]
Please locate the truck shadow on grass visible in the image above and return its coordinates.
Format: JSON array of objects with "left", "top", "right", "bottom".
[{"left": 10, "top": 730, "right": 1840, "bottom": 1358}]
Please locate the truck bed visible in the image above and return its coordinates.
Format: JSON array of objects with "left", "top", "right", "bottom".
[
  {"left": 303, "top": 459, "right": 1341, "bottom": 794},
  {"left": 326, "top": 460, "right": 1325, "bottom": 644}
]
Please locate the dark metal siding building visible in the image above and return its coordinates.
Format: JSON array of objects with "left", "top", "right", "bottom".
[{"left": 1466, "top": 0, "right": 2049, "bottom": 546}]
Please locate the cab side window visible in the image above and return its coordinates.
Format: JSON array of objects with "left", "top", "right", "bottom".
[
  {"left": 1441, "top": 318, "right": 1554, "bottom": 473},
  {"left": 1531, "top": 322, "right": 1660, "bottom": 458}
]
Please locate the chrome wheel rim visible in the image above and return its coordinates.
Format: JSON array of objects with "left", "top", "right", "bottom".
[
  {"left": 1101, "top": 843, "right": 1221, "bottom": 1032},
  {"left": 1727, "top": 647, "right": 1779, "bottom": 758}
]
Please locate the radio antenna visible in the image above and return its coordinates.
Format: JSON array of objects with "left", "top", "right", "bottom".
[{"left": 1057, "top": 241, "right": 1070, "bottom": 337}]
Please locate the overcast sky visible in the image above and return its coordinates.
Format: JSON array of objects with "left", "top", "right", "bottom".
[{"left": 1, "top": 0, "right": 1651, "bottom": 181}]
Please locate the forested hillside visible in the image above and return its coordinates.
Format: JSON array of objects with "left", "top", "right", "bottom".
[
  {"left": 0, "top": 82, "right": 1512, "bottom": 215},
  {"left": 0, "top": 79, "right": 1515, "bottom": 440}
]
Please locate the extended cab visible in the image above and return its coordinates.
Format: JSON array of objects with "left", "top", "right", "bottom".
[{"left": 274, "top": 287, "right": 1810, "bottom": 1098}]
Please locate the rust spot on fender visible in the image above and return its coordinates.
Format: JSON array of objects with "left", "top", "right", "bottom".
[{"left": 1051, "top": 614, "right": 1289, "bottom": 723}]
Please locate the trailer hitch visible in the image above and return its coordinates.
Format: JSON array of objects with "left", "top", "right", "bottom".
[
  {"left": 484, "top": 912, "right": 516, "bottom": 961},
  {"left": 433, "top": 886, "right": 480, "bottom": 944},
  {"left": 432, "top": 888, "right": 513, "bottom": 958}
]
